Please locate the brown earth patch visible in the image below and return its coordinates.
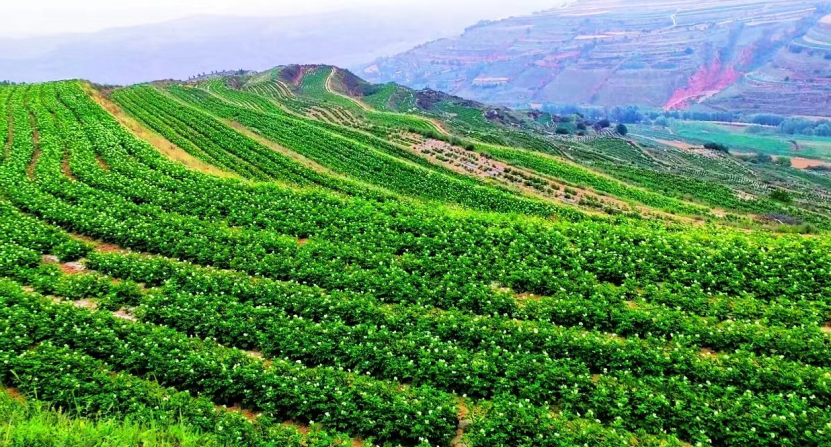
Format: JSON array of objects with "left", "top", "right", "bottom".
[
  {"left": 70, "top": 233, "right": 129, "bottom": 254},
  {"left": 352, "top": 438, "right": 365, "bottom": 447},
  {"left": 72, "top": 299, "right": 97, "bottom": 310},
  {"left": 61, "top": 153, "right": 77, "bottom": 181},
  {"left": 652, "top": 138, "right": 697, "bottom": 150},
  {"left": 788, "top": 157, "right": 831, "bottom": 170},
  {"left": 489, "top": 282, "right": 512, "bottom": 294},
  {"left": 298, "top": 238, "right": 310, "bottom": 246},
  {"left": 113, "top": 308, "right": 137, "bottom": 321},
  {"left": 411, "top": 138, "right": 638, "bottom": 217},
  {"left": 624, "top": 300, "right": 638, "bottom": 309},
  {"left": 95, "top": 154, "right": 110, "bottom": 171},
  {"left": 96, "top": 242, "right": 127, "bottom": 253},
  {"left": 699, "top": 347, "right": 718, "bottom": 356},
  {"left": 516, "top": 292, "right": 541, "bottom": 302},
  {"left": 244, "top": 350, "right": 264, "bottom": 359},
  {"left": 217, "top": 403, "right": 260, "bottom": 422},
  {"left": 60, "top": 262, "right": 87, "bottom": 274},
  {"left": 22, "top": 286, "right": 35, "bottom": 293},
  {"left": 592, "top": 373, "right": 602, "bottom": 383},
  {"left": 5, "top": 388, "right": 25, "bottom": 402},
  {"left": 42, "top": 255, "right": 59, "bottom": 264},
  {"left": 451, "top": 401, "right": 472, "bottom": 447},
  {"left": 821, "top": 323, "right": 831, "bottom": 334}
]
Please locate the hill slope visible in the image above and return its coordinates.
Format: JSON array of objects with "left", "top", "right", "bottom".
[
  {"left": 1, "top": 65, "right": 831, "bottom": 447},
  {"left": 361, "top": 0, "right": 831, "bottom": 116}
]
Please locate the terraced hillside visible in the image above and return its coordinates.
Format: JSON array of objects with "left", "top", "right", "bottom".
[
  {"left": 2, "top": 69, "right": 831, "bottom": 447},
  {"left": 361, "top": 0, "right": 831, "bottom": 116},
  {"left": 707, "top": 11, "right": 831, "bottom": 115}
]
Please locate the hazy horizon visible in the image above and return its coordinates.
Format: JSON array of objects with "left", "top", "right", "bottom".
[{"left": 2, "top": 0, "right": 564, "bottom": 38}]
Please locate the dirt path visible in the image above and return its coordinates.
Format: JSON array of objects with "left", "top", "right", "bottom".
[
  {"left": 61, "top": 151, "right": 77, "bottom": 181},
  {"left": 322, "top": 67, "right": 450, "bottom": 136},
  {"left": 82, "top": 83, "right": 237, "bottom": 179},
  {"left": 221, "top": 119, "right": 336, "bottom": 175},
  {"left": 70, "top": 233, "right": 130, "bottom": 255},
  {"left": 325, "top": 68, "right": 370, "bottom": 111}
]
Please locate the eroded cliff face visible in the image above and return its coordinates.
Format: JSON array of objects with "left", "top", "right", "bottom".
[{"left": 363, "top": 0, "right": 831, "bottom": 115}]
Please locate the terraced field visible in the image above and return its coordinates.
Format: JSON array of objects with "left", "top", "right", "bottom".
[
  {"left": 362, "top": 0, "right": 831, "bottom": 117},
  {"left": 2, "top": 70, "right": 831, "bottom": 447}
]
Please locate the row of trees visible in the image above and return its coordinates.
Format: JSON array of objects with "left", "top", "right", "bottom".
[{"left": 540, "top": 104, "right": 831, "bottom": 138}]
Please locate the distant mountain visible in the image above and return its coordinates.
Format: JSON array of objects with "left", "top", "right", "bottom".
[
  {"left": 0, "top": 7, "right": 487, "bottom": 85},
  {"left": 361, "top": 0, "right": 831, "bottom": 116}
]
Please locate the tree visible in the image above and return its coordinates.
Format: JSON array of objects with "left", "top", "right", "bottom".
[
  {"left": 774, "top": 157, "right": 792, "bottom": 167},
  {"left": 616, "top": 124, "right": 628, "bottom": 135},
  {"left": 704, "top": 142, "right": 729, "bottom": 154},
  {"left": 597, "top": 118, "right": 611, "bottom": 129},
  {"left": 769, "top": 189, "right": 793, "bottom": 204},
  {"left": 555, "top": 128, "right": 570, "bottom": 135},
  {"left": 815, "top": 123, "right": 831, "bottom": 137}
]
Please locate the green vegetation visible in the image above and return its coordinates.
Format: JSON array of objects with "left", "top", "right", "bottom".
[
  {"left": 1, "top": 69, "right": 831, "bottom": 447},
  {"left": 636, "top": 121, "right": 831, "bottom": 160}
]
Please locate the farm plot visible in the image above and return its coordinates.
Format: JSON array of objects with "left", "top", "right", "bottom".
[{"left": 1, "top": 80, "right": 831, "bottom": 447}]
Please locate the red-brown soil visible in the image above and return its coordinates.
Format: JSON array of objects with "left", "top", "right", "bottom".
[
  {"left": 60, "top": 262, "right": 87, "bottom": 274},
  {"left": 5, "top": 388, "right": 25, "bottom": 402}
]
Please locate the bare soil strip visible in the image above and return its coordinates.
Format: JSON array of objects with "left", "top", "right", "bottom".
[
  {"left": 451, "top": 402, "right": 472, "bottom": 447},
  {"left": 62, "top": 151, "right": 77, "bottom": 181},
  {"left": 113, "top": 308, "right": 137, "bottom": 321},
  {"left": 325, "top": 68, "right": 370, "bottom": 112},
  {"left": 5, "top": 388, "right": 25, "bottom": 402},
  {"left": 81, "top": 83, "right": 237, "bottom": 179},
  {"left": 95, "top": 153, "right": 110, "bottom": 171},
  {"left": 70, "top": 233, "right": 129, "bottom": 254},
  {"left": 221, "top": 119, "right": 338, "bottom": 175},
  {"left": 72, "top": 299, "right": 97, "bottom": 310},
  {"left": 217, "top": 403, "right": 260, "bottom": 422}
]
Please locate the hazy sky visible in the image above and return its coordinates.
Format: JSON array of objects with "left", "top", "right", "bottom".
[{"left": 2, "top": 0, "right": 562, "bottom": 38}]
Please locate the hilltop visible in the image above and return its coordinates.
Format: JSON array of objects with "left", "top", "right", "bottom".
[{"left": 361, "top": 0, "right": 831, "bottom": 116}]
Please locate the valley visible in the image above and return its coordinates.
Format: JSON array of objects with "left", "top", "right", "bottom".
[{"left": 362, "top": 0, "right": 831, "bottom": 116}]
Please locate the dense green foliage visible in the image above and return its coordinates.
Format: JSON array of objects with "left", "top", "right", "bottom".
[{"left": 1, "top": 77, "right": 831, "bottom": 447}]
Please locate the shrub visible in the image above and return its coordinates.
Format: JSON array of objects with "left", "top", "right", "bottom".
[
  {"left": 769, "top": 189, "right": 793, "bottom": 204},
  {"left": 774, "top": 157, "right": 792, "bottom": 167},
  {"left": 616, "top": 124, "right": 628, "bottom": 135},
  {"left": 703, "top": 142, "right": 729, "bottom": 153}
]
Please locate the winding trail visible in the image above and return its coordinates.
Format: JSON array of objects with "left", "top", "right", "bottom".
[
  {"left": 324, "top": 67, "right": 451, "bottom": 136},
  {"left": 325, "top": 67, "right": 370, "bottom": 111}
]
